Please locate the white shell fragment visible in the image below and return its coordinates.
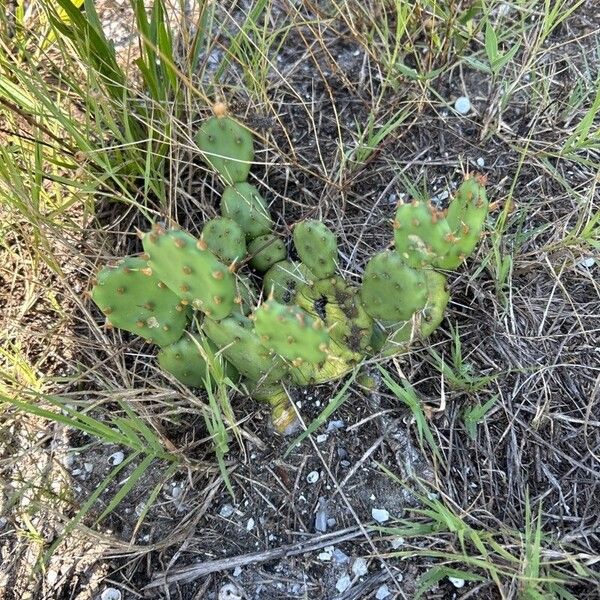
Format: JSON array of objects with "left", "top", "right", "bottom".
[
  {"left": 108, "top": 451, "right": 124, "bottom": 466},
  {"left": 100, "top": 588, "right": 122, "bottom": 600},
  {"left": 306, "top": 470, "right": 319, "bottom": 484},
  {"left": 371, "top": 508, "right": 390, "bottom": 523},
  {"left": 454, "top": 96, "right": 471, "bottom": 114}
]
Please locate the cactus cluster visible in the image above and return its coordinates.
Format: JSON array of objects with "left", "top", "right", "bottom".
[{"left": 90, "top": 104, "right": 491, "bottom": 436}]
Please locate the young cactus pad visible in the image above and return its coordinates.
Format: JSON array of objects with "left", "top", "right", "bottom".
[
  {"left": 434, "top": 176, "right": 489, "bottom": 270},
  {"left": 221, "top": 183, "right": 273, "bottom": 240},
  {"left": 201, "top": 217, "right": 247, "bottom": 264},
  {"left": 196, "top": 116, "right": 254, "bottom": 184},
  {"left": 248, "top": 234, "right": 286, "bottom": 272},
  {"left": 359, "top": 251, "right": 427, "bottom": 321},
  {"left": 202, "top": 314, "right": 288, "bottom": 383},
  {"left": 263, "top": 260, "right": 314, "bottom": 304},
  {"left": 293, "top": 220, "right": 338, "bottom": 279},
  {"left": 91, "top": 256, "right": 188, "bottom": 347},
  {"left": 157, "top": 334, "right": 238, "bottom": 388},
  {"left": 420, "top": 270, "right": 450, "bottom": 338},
  {"left": 393, "top": 199, "right": 453, "bottom": 268},
  {"left": 142, "top": 226, "right": 235, "bottom": 320},
  {"left": 253, "top": 299, "right": 329, "bottom": 365}
]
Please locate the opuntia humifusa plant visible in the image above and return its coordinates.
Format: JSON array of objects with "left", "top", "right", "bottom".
[{"left": 90, "top": 105, "right": 494, "bottom": 437}]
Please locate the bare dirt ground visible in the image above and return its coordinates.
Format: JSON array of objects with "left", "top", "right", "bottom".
[{"left": 1, "top": 1, "right": 599, "bottom": 599}]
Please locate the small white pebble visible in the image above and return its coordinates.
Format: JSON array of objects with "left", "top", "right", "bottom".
[
  {"left": 370, "top": 494, "right": 376, "bottom": 501},
  {"left": 427, "top": 492, "right": 439, "bottom": 500},
  {"left": 318, "top": 546, "right": 334, "bottom": 561},
  {"left": 101, "top": 588, "right": 122, "bottom": 600},
  {"left": 218, "top": 583, "right": 242, "bottom": 600},
  {"left": 376, "top": 584, "right": 391, "bottom": 599},
  {"left": 371, "top": 508, "right": 390, "bottom": 523},
  {"left": 580, "top": 257, "right": 595, "bottom": 268},
  {"left": 0, "top": 517, "right": 7, "bottom": 529},
  {"left": 316, "top": 434, "right": 328, "bottom": 443},
  {"left": 246, "top": 518, "right": 255, "bottom": 531},
  {"left": 108, "top": 451, "right": 124, "bottom": 466},
  {"left": 336, "top": 573, "right": 351, "bottom": 593},
  {"left": 84, "top": 462, "right": 94, "bottom": 473},
  {"left": 352, "top": 557, "right": 368, "bottom": 577},
  {"left": 233, "top": 566, "right": 242, "bottom": 577},
  {"left": 476, "top": 157, "right": 485, "bottom": 167},
  {"left": 219, "top": 504, "right": 235, "bottom": 518},
  {"left": 306, "top": 471, "right": 319, "bottom": 484},
  {"left": 449, "top": 576, "right": 466, "bottom": 588},
  {"left": 454, "top": 96, "right": 471, "bottom": 115},
  {"left": 391, "top": 536, "right": 405, "bottom": 549},
  {"left": 71, "top": 468, "right": 82, "bottom": 476}
]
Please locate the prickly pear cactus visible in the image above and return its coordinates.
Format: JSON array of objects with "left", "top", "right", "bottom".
[
  {"left": 142, "top": 226, "right": 235, "bottom": 320},
  {"left": 253, "top": 299, "right": 329, "bottom": 365},
  {"left": 295, "top": 277, "right": 372, "bottom": 355},
  {"left": 248, "top": 234, "right": 286, "bottom": 272},
  {"left": 158, "top": 334, "right": 238, "bottom": 388},
  {"left": 393, "top": 199, "right": 453, "bottom": 268},
  {"left": 90, "top": 98, "right": 493, "bottom": 438},
  {"left": 202, "top": 313, "right": 288, "bottom": 383},
  {"left": 201, "top": 217, "right": 247, "bottom": 264},
  {"left": 196, "top": 116, "right": 254, "bottom": 184},
  {"left": 434, "top": 177, "right": 489, "bottom": 270},
  {"left": 293, "top": 220, "right": 338, "bottom": 279},
  {"left": 221, "top": 183, "right": 273, "bottom": 240},
  {"left": 263, "top": 260, "right": 314, "bottom": 304},
  {"left": 91, "top": 256, "right": 188, "bottom": 347},
  {"left": 359, "top": 251, "right": 428, "bottom": 321}
]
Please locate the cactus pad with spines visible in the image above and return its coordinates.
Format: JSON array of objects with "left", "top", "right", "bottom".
[
  {"left": 263, "top": 261, "right": 314, "bottom": 304},
  {"left": 196, "top": 116, "right": 254, "bottom": 184},
  {"left": 359, "top": 251, "right": 427, "bottom": 321},
  {"left": 233, "top": 273, "right": 258, "bottom": 315},
  {"left": 91, "top": 256, "right": 188, "bottom": 347},
  {"left": 157, "top": 334, "right": 238, "bottom": 388},
  {"left": 202, "top": 314, "right": 287, "bottom": 383},
  {"left": 221, "top": 183, "right": 273, "bottom": 240},
  {"left": 201, "top": 217, "right": 247, "bottom": 265},
  {"left": 434, "top": 177, "right": 489, "bottom": 270},
  {"left": 295, "top": 277, "right": 372, "bottom": 355},
  {"left": 248, "top": 234, "right": 286, "bottom": 272},
  {"left": 142, "top": 226, "right": 235, "bottom": 320},
  {"left": 393, "top": 199, "right": 453, "bottom": 268},
  {"left": 293, "top": 220, "right": 338, "bottom": 279},
  {"left": 420, "top": 270, "right": 450, "bottom": 337},
  {"left": 253, "top": 299, "right": 329, "bottom": 365}
]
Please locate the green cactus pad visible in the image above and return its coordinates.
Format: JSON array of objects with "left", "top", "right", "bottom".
[
  {"left": 359, "top": 251, "right": 427, "bottom": 321},
  {"left": 420, "top": 270, "right": 450, "bottom": 337},
  {"left": 202, "top": 314, "right": 287, "bottom": 383},
  {"left": 263, "top": 260, "right": 314, "bottom": 304},
  {"left": 142, "top": 226, "right": 235, "bottom": 320},
  {"left": 434, "top": 177, "right": 489, "bottom": 270},
  {"left": 253, "top": 299, "right": 329, "bottom": 365},
  {"left": 233, "top": 273, "right": 258, "bottom": 315},
  {"left": 393, "top": 199, "right": 453, "bottom": 268},
  {"left": 221, "top": 183, "right": 273, "bottom": 240},
  {"left": 91, "top": 256, "right": 188, "bottom": 347},
  {"left": 196, "top": 116, "right": 254, "bottom": 184},
  {"left": 158, "top": 334, "right": 238, "bottom": 388},
  {"left": 248, "top": 234, "right": 286, "bottom": 272},
  {"left": 295, "top": 277, "right": 372, "bottom": 355},
  {"left": 292, "top": 220, "right": 338, "bottom": 279},
  {"left": 201, "top": 217, "right": 247, "bottom": 265}
]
